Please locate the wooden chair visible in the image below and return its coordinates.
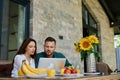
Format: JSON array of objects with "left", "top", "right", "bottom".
[
  {"left": 0, "top": 60, "right": 12, "bottom": 77},
  {"left": 96, "top": 62, "right": 113, "bottom": 75}
]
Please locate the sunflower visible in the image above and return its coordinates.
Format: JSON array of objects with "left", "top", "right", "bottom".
[
  {"left": 88, "top": 35, "right": 99, "bottom": 44},
  {"left": 80, "top": 38, "right": 92, "bottom": 51},
  {"left": 74, "top": 35, "right": 100, "bottom": 61},
  {"left": 74, "top": 42, "right": 80, "bottom": 52}
]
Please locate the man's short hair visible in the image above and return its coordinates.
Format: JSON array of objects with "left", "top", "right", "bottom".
[{"left": 45, "top": 37, "right": 56, "bottom": 44}]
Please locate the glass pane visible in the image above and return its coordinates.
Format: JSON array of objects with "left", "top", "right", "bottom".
[
  {"left": 17, "top": 5, "right": 25, "bottom": 48},
  {"left": 8, "top": 1, "right": 25, "bottom": 60},
  {"left": 82, "top": 5, "right": 88, "bottom": 25},
  {"left": 89, "top": 14, "right": 97, "bottom": 29}
]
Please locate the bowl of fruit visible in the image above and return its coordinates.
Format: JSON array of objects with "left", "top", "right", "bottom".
[{"left": 56, "top": 66, "right": 81, "bottom": 78}]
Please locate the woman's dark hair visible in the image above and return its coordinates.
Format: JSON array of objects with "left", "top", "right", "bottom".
[{"left": 16, "top": 38, "right": 37, "bottom": 59}]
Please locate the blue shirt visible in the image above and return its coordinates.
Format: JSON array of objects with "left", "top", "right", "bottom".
[{"left": 36, "top": 51, "right": 72, "bottom": 68}]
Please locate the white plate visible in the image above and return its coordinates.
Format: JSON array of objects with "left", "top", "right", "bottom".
[
  {"left": 84, "top": 72, "right": 101, "bottom": 76},
  {"left": 25, "top": 73, "right": 84, "bottom": 78},
  {"left": 55, "top": 74, "right": 84, "bottom": 78}
]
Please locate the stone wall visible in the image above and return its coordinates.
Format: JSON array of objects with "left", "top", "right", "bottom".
[{"left": 30, "top": 0, "right": 116, "bottom": 72}]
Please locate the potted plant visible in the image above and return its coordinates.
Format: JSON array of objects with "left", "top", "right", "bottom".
[{"left": 74, "top": 35, "right": 101, "bottom": 72}]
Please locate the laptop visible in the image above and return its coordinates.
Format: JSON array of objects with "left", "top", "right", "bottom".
[{"left": 38, "top": 58, "right": 66, "bottom": 72}]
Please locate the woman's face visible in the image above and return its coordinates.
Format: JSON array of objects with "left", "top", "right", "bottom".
[{"left": 25, "top": 41, "right": 36, "bottom": 55}]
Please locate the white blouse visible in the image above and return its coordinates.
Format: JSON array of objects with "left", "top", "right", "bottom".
[{"left": 11, "top": 54, "right": 35, "bottom": 77}]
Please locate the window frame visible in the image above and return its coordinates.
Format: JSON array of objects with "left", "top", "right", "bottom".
[
  {"left": 0, "top": 0, "right": 3, "bottom": 57},
  {"left": 82, "top": 3, "right": 101, "bottom": 72}
]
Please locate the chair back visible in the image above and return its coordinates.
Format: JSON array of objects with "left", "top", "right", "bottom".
[{"left": 96, "top": 62, "right": 113, "bottom": 75}]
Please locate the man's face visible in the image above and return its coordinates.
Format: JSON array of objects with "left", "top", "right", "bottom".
[{"left": 44, "top": 41, "right": 56, "bottom": 57}]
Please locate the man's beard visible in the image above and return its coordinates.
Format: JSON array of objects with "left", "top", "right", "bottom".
[{"left": 46, "top": 51, "right": 53, "bottom": 57}]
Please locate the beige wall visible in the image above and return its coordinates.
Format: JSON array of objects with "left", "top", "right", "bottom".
[{"left": 30, "top": 0, "right": 116, "bottom": 72}]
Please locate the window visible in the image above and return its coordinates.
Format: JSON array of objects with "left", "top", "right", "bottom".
[
  {"left": 82, "top": 4, "right": 98, "bottom": 37},
  {"left": 0, "top": 0, "right": 30, "bottom": 60},
  {"left": 82, "top": 3, "right": 101, "bottom": 72}
]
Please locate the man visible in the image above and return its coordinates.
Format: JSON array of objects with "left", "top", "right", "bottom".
[{"left": 36, "top": 36, "right": 72, "bottom": 68}]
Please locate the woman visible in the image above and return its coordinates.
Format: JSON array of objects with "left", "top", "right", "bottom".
[{"left": 11, "top": 38, "right": 37, "bottom": 77}]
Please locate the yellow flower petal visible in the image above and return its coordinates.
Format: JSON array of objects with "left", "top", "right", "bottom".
[
  {"left": 75, "top": 47, "right": 80, "bottom": 52},
  {"left": 88, "top": 35, "right": 99, "bottom": 44},
  {"left": 80, "top": 38, "right": 92, "bottom": 51},
  {"left": 74, "top": 42, "right": 80, "bottom": 52}
]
